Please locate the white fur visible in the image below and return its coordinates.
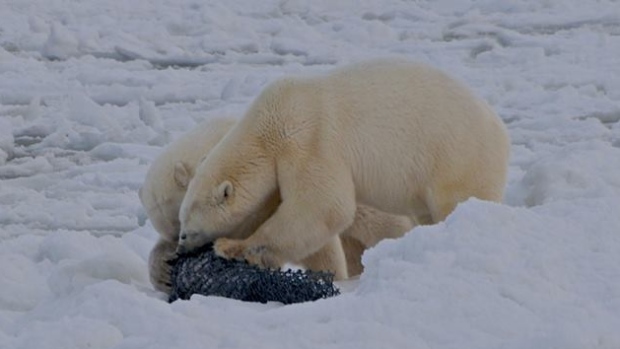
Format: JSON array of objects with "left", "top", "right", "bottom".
[
  {"left": 141, "top": 117, "right": 412, "bottom": 292},
  {"left": 179, "top": 59, "right": 509, "bottom": 272},
  {"left": 140, "top": 118, "right": 236, "bottom": 292}
]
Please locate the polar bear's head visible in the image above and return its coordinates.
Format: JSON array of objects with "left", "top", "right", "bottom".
[
  {"left": 178, "top": 145, "right": 278, "bottom": 254},
  {"left": 139, "top": 118, "right": 237, "bottom": 242},
  {"left": 139, "top": 161, "right": 195, "bottom": 242}
]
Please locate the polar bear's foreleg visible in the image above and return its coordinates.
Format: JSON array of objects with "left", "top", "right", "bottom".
[
  {"left": 214, "top": 156, "right": 356, "bottom": 272},
  {"left": 299, "top": 236, "right": 348, "bottom": 280},
  {"left": 340, "top": 235, "right": 365, "bottom": 277}
]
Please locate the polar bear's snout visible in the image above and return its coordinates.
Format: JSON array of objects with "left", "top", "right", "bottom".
[
  {"left": 177, "top": 230, "right": 212, "bottom": 254},
  {"left": 176, "top": 243, "right": 188, "bottom": 254}
]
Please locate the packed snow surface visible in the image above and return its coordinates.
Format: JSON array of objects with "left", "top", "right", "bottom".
[{"left": 1, "top": 1, "right": 620, "bottom": 348}]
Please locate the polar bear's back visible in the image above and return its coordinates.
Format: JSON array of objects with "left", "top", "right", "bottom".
[
  {"left": 324, "top": 59, "right": 501, "bottom": 134},
  {"left": 318, "top": 59, "right": 509, "bottom": 215}
]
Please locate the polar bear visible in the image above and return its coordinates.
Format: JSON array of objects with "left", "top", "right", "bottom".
[
  {"left": 178, "top": 59, "right": 510, "bottom": 273},
  {"left": 140, "top": 117, "right": 413, "bottom": 293},
  {"left": 139, "top": 118, "right": 236, "bottom": 293}
]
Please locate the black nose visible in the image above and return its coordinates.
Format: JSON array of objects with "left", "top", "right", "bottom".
[{"left": 180, "top": 233, "right": 187, "bottom": 241}]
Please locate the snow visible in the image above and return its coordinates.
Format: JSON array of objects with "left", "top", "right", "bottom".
[{"left": 1, "top": 1, "right": 619, "bottom": 348}]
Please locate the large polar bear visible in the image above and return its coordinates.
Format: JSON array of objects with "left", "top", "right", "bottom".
[
  {"left": 178, "top": 58, "right": 510, "bottom": 272},
  {"left": 140, "top": 118, "right": 412, "bottom": 293}
]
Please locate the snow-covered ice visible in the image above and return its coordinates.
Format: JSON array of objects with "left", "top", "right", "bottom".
[{"left": 1, "top": 1, "right": 619, "bottom": 348}]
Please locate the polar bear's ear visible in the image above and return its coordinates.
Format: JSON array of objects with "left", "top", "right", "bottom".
[
  {"left": 174, "top": 161, "right": 192, "bottom": 188},
  {"left": 216, "top": 180, "right": 233, "bottom": 204}
]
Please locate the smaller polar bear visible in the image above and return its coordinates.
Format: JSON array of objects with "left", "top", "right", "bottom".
[
  {"left": 178, "top": 59, "right": 510, "bottom": 273},
  {"left": 140, "top": 118, "right": 412, "bottom": 293},
  {"left": 140, "top": 118, "right": 236, "bottom": 293}
]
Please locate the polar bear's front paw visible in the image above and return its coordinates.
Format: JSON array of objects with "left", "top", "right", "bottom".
[
  {"left": 148, "top": 239, "right": 178, "bottom": 294},
  {"left": 151, "top": 259, "right": 173, "bottom": 294},
  {"left": 214, "top": 238, "right": 280, "bottom": 270},
  {"left": 213, "top": 238, "right": 247, "bottom": 261}
]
